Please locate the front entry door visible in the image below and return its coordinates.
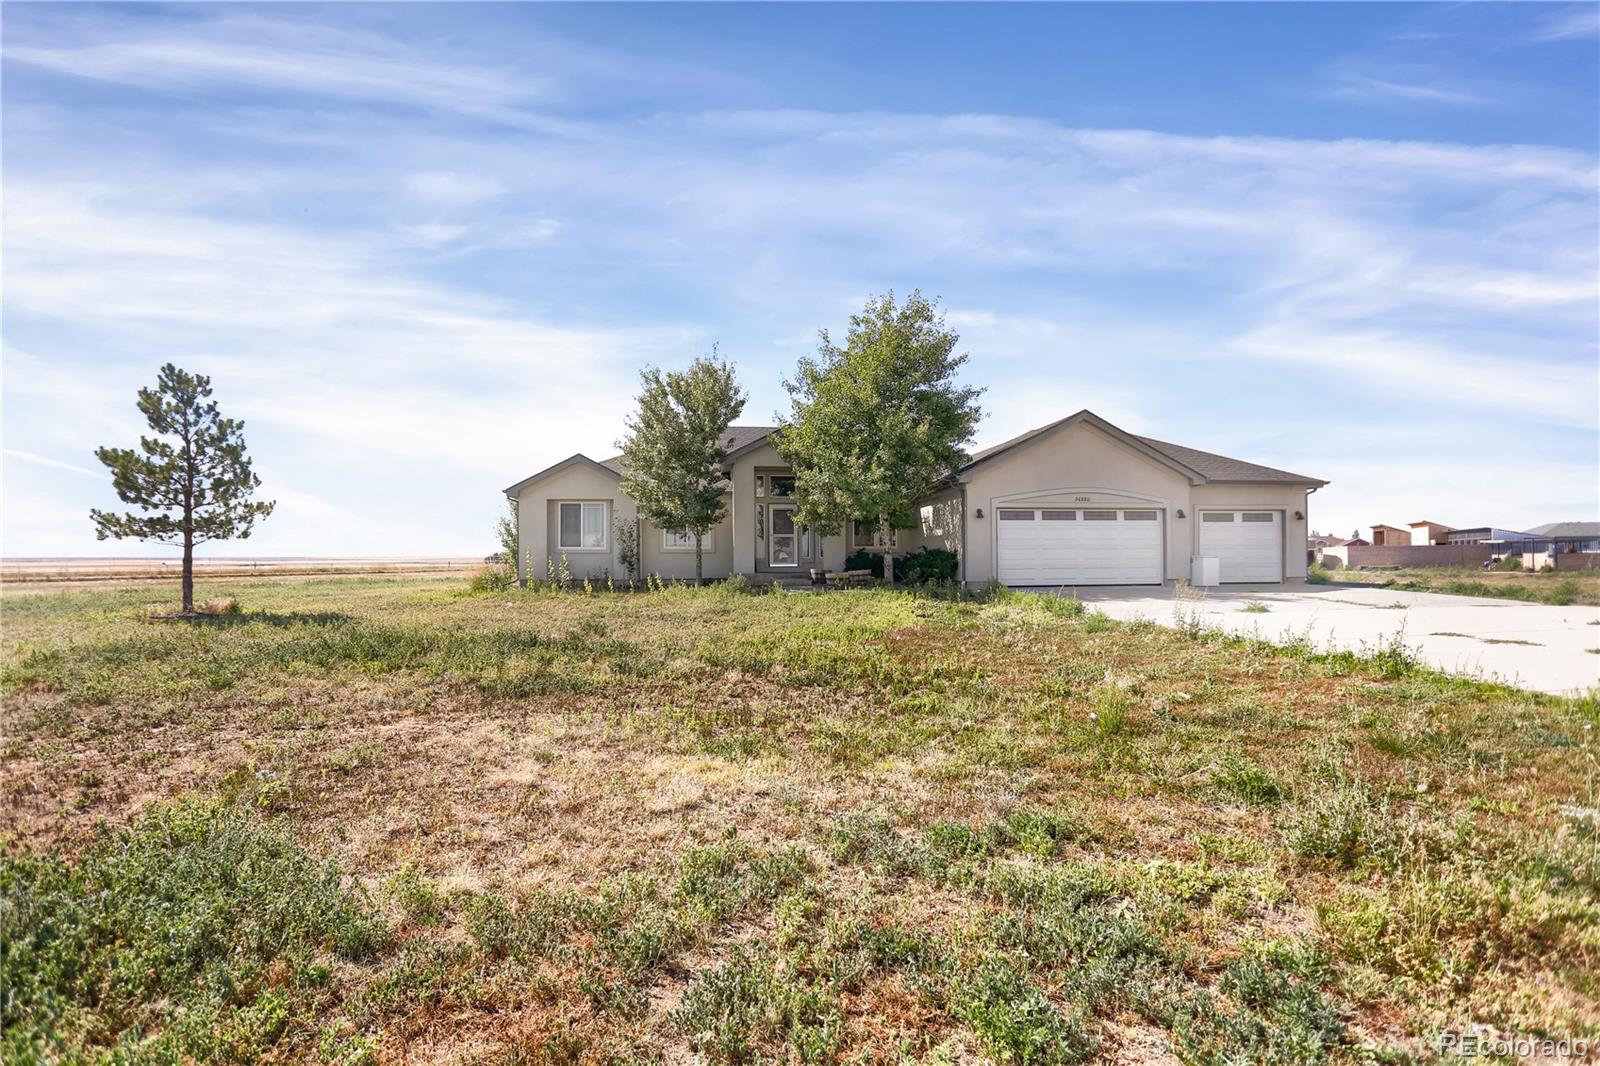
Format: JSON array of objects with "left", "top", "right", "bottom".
[{"left": 769, "top": 504, "right": 798, "bottom": 566}]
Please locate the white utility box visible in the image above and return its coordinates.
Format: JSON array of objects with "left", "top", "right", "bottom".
[{"left": 1190, "top": 556, "right": 1220, "bottom": 587}]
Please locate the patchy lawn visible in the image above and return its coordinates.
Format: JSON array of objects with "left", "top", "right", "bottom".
[
  {"left": 1315, "top": 564, "right": 1600, "bottom": 607},
  {"left": 3, "top": 575, "right": 1597, "bottom": 1064}
]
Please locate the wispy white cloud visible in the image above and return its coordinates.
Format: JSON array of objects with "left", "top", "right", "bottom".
[
  {"left": 1528, "top": 7, "right": 1600, "bottom": 43},
  {"left": 3, "top": 449, "right": 109, "bottom": 480},
  {"left": 1330, "top": 73, "right": 1491, "bottom": 107},
  {"left": 404, "top": 172, "right": 506, "bottom": 207},
  {"left": 3, "top": 16, "right": 547, "bottom": 118},
  {"left": 2, "top": 10, "right": 1594, "bottom": 553}
]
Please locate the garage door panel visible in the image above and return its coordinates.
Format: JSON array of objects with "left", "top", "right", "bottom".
[
  {"left": 997, "top": 508, "right": 1164, "bottom": 586},
  {"left": 1198, "top": 511, "right": 1282, "bottom": 583}
]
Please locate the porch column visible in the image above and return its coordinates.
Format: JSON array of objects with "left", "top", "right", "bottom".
[{"left": 732, "top": 465, "right": 757, "bottom": 575}]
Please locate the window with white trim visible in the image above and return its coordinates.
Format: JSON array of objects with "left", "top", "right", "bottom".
[
  {"left": 852, "top": 519, "right": 899, "bottom": 547},
  {"left": 558, "top": 502, "right": 608, "bottom": 549},
  {"left": 663, "top": 528, "right": 714, "bottom": 551}
]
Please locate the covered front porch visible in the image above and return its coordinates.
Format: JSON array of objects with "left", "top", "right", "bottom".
[{"left": 728, "top": 443, "right": 847, "bottom": 577}]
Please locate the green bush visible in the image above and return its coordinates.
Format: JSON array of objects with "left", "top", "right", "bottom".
[
  {"left": 1, "top": 801, "right": 386, "bottom": 1062},
  {"left": 1491, "top": 554, "right": 1524, "bottom": 572},
  {"left": 899, "top": 547, "right": 959, "bottom": 585},
  {"left": 467, "top": 563, "right": 516, "bottom": 593},
  {"left": 843, "top": 549, "right": 885, "bottom": 579},
  {"left": 1548, "top": 579, "right": 1580, "bottom": 606}
]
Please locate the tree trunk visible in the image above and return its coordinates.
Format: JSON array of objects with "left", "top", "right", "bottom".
[
  {"left": 879, "top": 515, "right": 895, "bottom": 585},
  {"left": 695, "top": 533, "right": 704, "bottom": 585},
  {"left": 182, "top": 531, "right": 195, "bottom": 613}
]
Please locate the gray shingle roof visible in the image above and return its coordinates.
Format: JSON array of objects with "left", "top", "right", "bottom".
[
  {"left": 520, "top": 415, "right": 1325, "bottom": 494},
  {"left": 597, "top": 424, "right": 777, "bottom": 475},
  {"left": 1131, "top": 435, "right": 1325, "bottom": 485},
  {"left": 962, "top": 411, "right": 1324, "bottom": 485}
]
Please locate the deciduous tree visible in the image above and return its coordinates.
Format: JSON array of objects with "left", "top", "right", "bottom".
[
  {"left": 777, "top": 291, "right": 982, "bottom": 584},
  {"left": 617, "top": 353, "right": 746, "bottom": 584}
]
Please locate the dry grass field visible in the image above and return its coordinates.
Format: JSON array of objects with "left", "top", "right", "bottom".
[
  {"left": 2, "top": 575, "right": 1597, "bottom": 1064},
  {"left": 1314, "top": 564, "right": 1600, "bottom": 607}
]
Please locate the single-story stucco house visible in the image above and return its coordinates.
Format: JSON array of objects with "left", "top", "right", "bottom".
[{"left": 504, "top": 409, "right": 1327, "bottom": 588}]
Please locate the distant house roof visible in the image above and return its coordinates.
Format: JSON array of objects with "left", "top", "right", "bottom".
[
  {"left": 1526, "top": 521, "right": 1600, "bottom": 539},
  {"left": 1408, "top": 519, "right": 1454, "bottom": 530},
  {"left": 962, "top": 410, "right": 1326, "bottom": 485},
  {"left": 1371, "top": 524, "right": 1409, "bottom": 533}
]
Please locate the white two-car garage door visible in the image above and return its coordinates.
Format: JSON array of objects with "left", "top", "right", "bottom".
[
  {"left": 1198, "top": 511, "right": 1283, "bottom": 583},
  {"left": 997, "top": 508, "right": 1164, "bottom": 586}
]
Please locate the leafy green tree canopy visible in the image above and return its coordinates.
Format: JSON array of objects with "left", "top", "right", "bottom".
[
  {"left": 777, "top": 291, "right": 983, "bottom": 583},
  {"left": 90, "top": 364, "right": 275, "bottom": 612},
  {"left": 617, "top": 353, "right": 746, "bottom": 583}
]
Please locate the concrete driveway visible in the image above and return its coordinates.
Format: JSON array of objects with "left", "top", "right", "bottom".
[{"left": 1059, "top": 583, "right": 1600, "bottom": 696}]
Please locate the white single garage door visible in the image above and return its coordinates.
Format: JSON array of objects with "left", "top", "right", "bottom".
[
  {"left": 1198, "top": 511, "right": 1283, "bottom": 583},
  {"left": 997, "top": 507, "right": 1164, "bottom": 586}
]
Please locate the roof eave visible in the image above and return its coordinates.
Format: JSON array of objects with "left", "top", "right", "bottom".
[
  {"left": 1204, "top": 476, "right": 1329, "bottom": 488},
  {"left": 503, "top": 453, "right": 621, "bottom": 498},
  {"left": 722, "top": 429, "right": 779, "bottom": 464},
  {"left": 958, "top": 410, "right": 1209, "bottom": 484}
]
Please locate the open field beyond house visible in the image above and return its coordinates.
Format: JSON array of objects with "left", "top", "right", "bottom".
[
  {"left": 1315, "top": 565, "right": 1600, "bottom": 608},
  {"left": 3, "top": 575, "right": 1597, "bottom": 1064}
]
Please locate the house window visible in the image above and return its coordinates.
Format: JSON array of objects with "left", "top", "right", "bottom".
[
  {"left": 1083, "top": 510, "right": 1117, "bottom": 521},
  {"left": 1202, "top": 512, "right": 1234, "bottom": 523},
  {"left": 1041, "top": 510, "right": 1075, "bottom": 520},
  {"left": 663, "top": 528, "right": 714, "bottom": 551},
  {"left": 852, "top": 519, "right": 900, "bottom": 546},
  {"left": 998, "top": 510, "right": 1035, "bottom": 521},
  {"left": 558, "top": 502, "right": 607, "bottom": 549},
  {"left": 768, "top": 475, "right": 795, "bottom": 497},
  {"left": 1124, "top": 510, "right": 1158, "bottom": 521},
  {"left": 1242, "top": 512, "right": 1274, "bottom": 523}
]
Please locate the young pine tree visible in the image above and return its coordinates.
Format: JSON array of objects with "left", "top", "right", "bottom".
[{"left": 90, "top": 364, "right": 276, "bottom": 614}]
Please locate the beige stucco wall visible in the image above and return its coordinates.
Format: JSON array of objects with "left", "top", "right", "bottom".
[
  {"left": 948, "top": 421, "right": 1314, "bottom": 585},
  {"left": 905, "top": 485, "right": 964, "bottom": 566},
  {"left": 513, "top": 441, "right": 841, "bottom": 582},
  {"left": 512, "top": 423, "right": 1316, "bottom": 586},
  {"left": 726, "top": 443, "right": 846, "bottom": 573},
  {"left": 638, "top": 508, "right": 734, "bottom": 580},
  {"left": 958, "top": 421, "right": 1193, "bottom": 584},
  {"left": 514, "top": 463, "right": 635, "bottom": 582}
]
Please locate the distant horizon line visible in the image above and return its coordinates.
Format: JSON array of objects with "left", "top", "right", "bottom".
[{"left": 2, "top": 555, "right": 486, "bottom": 562}]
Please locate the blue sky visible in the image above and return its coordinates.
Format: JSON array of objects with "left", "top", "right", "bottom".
[{"left": 3, "top": 2, "right": 1596, "bottom": 557}]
